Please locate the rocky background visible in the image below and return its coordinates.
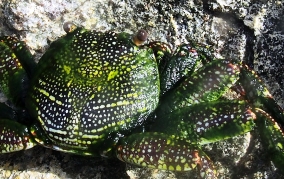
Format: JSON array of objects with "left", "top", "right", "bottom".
[{"left": 0, "top": 0, "right": 283, "bottom": 179}]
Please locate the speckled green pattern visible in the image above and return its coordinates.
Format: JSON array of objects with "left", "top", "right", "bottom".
[
  {"left": 161, "top": 59, "right": 240, "bottom": 114},
  {"left": 0, "top": 24, "right": 284, "bottom": 179},
  {"left": 26, "top": 28, "right": 160, "bottom": 154},
  {"left": 0, "top": 37, "right": 35, "bottom": 153},
  {"left": 0, "top": 119, "right": 34, "bottom": 153},
  {"left": 157, "top": 44, "right": 201, "bottom": 94},
  {"left": 256, "top": 109, "right": 284, "bottom": 170},
  {"left": 239, "top": 67, "right": 284, "bottom": 127},
  {"left": 154, "top": 101, "right": 256, "bottom": 144},
  {"left": 117, "top": 133, "right": 215, "bottom": 177},
  {"left": 0, "top": 36, "right": 33, "bottom": 106}
]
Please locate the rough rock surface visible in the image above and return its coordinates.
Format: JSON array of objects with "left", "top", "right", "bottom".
[{"left": 0, "top": 0, "right": 283, "bottom": 178}]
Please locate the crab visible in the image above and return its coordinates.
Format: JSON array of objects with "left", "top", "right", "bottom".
[{"left": 0, "top": 22, "right": 284, "bottom": 178}]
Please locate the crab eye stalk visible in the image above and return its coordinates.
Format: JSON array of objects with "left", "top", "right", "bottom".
[
  {"left": 63, "top": 22, "right": 77, "bottom": 33},
  {"left": 132, "top": 29, "right": 148, "bottom": 46}
]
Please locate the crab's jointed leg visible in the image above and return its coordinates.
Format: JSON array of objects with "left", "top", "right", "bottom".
[
  {"left": 116, "top": 133, "right": 216, "bottom": 178},
  {"left": 0, "top": 119, "right": 35, "bottom": 153},
  {"left": 238, "top": 67, "right": 284, "bottom": 170},
  {"left": 0, "top": 36, "right": 37, "bottom": 153},
  {"left": 115, "top": 47, "right": 284, "bottom": 177},
  {"left": 0, "top": 36, "right": 35, "bottom": 106},
  {"left": 115, "top": 57, "right": 243, "bottom": 178}
]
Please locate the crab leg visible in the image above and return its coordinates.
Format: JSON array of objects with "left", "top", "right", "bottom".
[
  {"left": 150, "top": 42, "right": 215, "bottom": 95},
  {"left": 0, "top": 119, "right": 35, "bottom": 153},
  {"left": 0, "top": 36, "right": 35, "bottom": 106},
  {"left": 149, "top": 43, "right": 202, "bottom": 94},
  {"left": 0, "top": 104, "right": 50, "bottom": 153},
  {"left": 116, "top": 133, "right": 216, "bottom": 178},
  {"left": 159, "top": 59, "right": 240, "bottom": 114},
  {"left": 255, "top": 108, "right": 284, "bottom": 169},
  {"left": 237, "top": 66, "right": 284, "bottom": 170},
  {"left": 114, "top": 59, "right": 259, "bottom": 177},
  {"left": 151, "top": 100, "right": 256, "bottom": 144},
  {"left": 238, "top": 66, "right": 284, "bottom": 127},
  {"left": 0, "top": 36, "right": 38, "bottom": 153}
]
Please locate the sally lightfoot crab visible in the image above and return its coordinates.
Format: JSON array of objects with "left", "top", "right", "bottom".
[{"left": 0, "top": 22, "right": 284, "bottom": 178}]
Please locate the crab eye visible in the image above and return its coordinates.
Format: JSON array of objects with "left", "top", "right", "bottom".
[
  {"left": 132, "top": 29, "right": 148, "bottom": 46},
  {"left": 63, "top": 22, "right": 77, "bottom": 33}
]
